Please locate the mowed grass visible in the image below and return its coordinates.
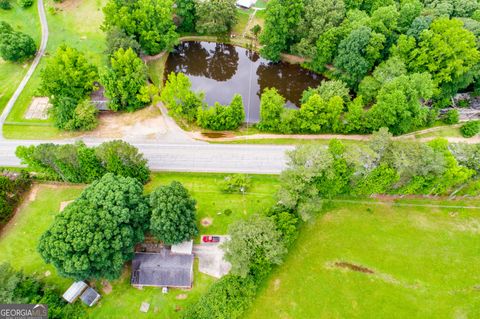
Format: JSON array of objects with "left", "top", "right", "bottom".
[
  {"left": 247, "top": 200, "right": 480, "bottom": 319},
  {"left": 4, "top": 0, "right": 107, "bottom": 138},
  {"left": 0, "top": 172, "right": 279, "bottom": 318},
  {"left": 0, "top": 1, "right": 41, "bottom": 113},
  {"left": 146, "top": 172, "right": 280, "bottom": 236}
]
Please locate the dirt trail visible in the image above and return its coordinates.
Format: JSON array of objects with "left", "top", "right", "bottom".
[{"left": 189, "top": 125, "right": 480, "bottom": 144}]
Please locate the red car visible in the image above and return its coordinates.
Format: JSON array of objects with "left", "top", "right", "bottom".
[{"left": 202, "top": 235, "right": 221, "bottom": 243}]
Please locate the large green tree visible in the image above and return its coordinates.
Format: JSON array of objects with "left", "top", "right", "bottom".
[
  {"left": 408, "top": 18, "right": 480, "bottom": 98},
  {"left": 195, "top": 0, "right": 237, "bottom": 35},
  {"left": 334, "top": 26, "right": 385, "bottom": 86},
  {"left": 38, "top": 174, "right": 150, "bottom": 280},
  {"left": 258, "top": 88, "right": 285, "bottom": 132},
  {"left": 149, "top": 181, "right": 198, "bottom": 245},
  {"left": 0, "top": 21, "right": 36, "bottom": 62},
  {"left": 366, "top": 73, "right": 434, "bottom": 135},
  {"left": 95, "top": 140, "right": 150, "bottom": 184},
  {"left": 101, "top": 48, "right": 150, "bottom": 112},
  {"left": 223, "top": 215, "right": 286, "bottom": 278},
  {"left": 161, "top": 72, "right": 204, "bottom": 121},
  {"left": 292, "top": 0, "right": 346, "bottom": 58},
  {"left": 40, "top": 45, "right": 98, "bottom": 103},
  {"left": 103, "top": 0, "right": 178, "bottom": 55},
  {"left": 176, "top": 0, "right": 197, "bottom": 32},
  {"left": 260, "top": 0, "right": 304, "bottom": 61}
]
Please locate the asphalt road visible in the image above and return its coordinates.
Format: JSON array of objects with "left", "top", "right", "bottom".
[
  {"left": 0, "top": 140, "right": 294, "bottom": 174},
  {"left": 0, "top": 0, "right": 294, "bottom": 175}
]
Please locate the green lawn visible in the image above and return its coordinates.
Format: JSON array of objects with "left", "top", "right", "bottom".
[
  {"left": 247, "top": 200, "right": 480, "bottom": 319},
  {"left": 232, "top": 9, "right": 251, "bottom": 36},
  {"left": 0, "top": 1, "right": 41, "bottom": 113},
  {"left": 0, "top": 172, "right": 279, "bottom": 318},
  {"left": 3, "top": 0, "right": 107, "bottom": 138}
]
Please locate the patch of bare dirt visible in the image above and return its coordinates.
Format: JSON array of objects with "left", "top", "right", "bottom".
[
  {"left": 53, "top": 0, "right": 83, "bottom": 10},
  {"left": 59, "top": 200, "right": 74, "bottom": 212},
  {"left": 176, "top": 294, "right": 188, "bottom": 300},
  {"left": 101, "top": 280, "right": 112, "bottom": 294},
  {"left": 201, "top": 217, "right": 213, "bottom": 227},
  {"left": 84, "top": 106, "right": 166, "bottom": 139},
  {"left": 273, "top": 278, "right": 281, "bottom": 291},
  {"left": 334, "top": 262, "right": 374, "bottom": 274}
]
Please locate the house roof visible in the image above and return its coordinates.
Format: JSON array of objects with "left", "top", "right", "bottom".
[
  {"left": 171, "top": 240, "right": 193, "bottom": 255},
  {"left": 62, "top": 281, "right": 88, "bottom": 303},
  {"left": 80, "top": 287, "right": 101, "bottom": 307},
  {"left": 131, "top": 250, "right": 194, "bottom": 288}
]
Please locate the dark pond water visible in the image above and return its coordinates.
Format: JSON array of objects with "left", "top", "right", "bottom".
[{"left": 164, "top": 41, "right": 323, "bottom": 122}]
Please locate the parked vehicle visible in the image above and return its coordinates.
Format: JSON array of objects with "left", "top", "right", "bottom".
[{"left": 202, "top": 235, "right": 221, "bottom": 243}]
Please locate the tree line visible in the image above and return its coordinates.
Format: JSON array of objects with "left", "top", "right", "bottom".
[
  {"left": 259, "top": 0, "right": 480, "bottom": 134},
  {"left": 0, "top": 170, "right": 31, "bottom": 226},
  {"left": 182, "top": 132, "right": 480, "bottom": 319}
]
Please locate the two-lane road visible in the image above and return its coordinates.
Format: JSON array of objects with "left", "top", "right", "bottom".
[{"left": 0, "top": 140, "right": 294, "bottom": 174}]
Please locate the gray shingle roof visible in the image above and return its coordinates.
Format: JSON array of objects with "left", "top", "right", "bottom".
[{"left": 131, "top": 250, "right": 194, "bottom": 288}]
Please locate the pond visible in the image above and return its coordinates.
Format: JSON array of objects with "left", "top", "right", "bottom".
[{"left": 164, "top": 41, "right": 323, "bottom": 122}]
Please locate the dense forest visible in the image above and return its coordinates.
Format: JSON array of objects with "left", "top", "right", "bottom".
[{"left": 258, "top": 0, "right": 480, "bottom": 135}]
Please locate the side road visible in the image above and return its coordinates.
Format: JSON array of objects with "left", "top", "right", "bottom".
[{"left": 0, "top": 0, "right": 49, "bottom": 139}]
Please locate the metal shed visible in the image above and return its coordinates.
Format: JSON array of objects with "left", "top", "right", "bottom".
[
  {"left": 62, "top": 281, "right": 88, "bottom": 303},
  {"left": 80, "top": 287, "right": 101, "bottom": 307}
]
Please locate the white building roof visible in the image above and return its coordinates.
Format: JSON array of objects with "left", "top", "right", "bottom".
[
  {"left": 171, "top": 240, "right": 193, "bottom": 255},
  {"left": 236, "top": 0, "right": 256, "bottom": 8},
  {"left": 62, "top": 281, "right": 88, "bottom": 303}
]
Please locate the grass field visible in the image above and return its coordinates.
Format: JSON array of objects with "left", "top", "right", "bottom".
[
  {"left": 3, "top": 0, "right": 107, "bottom": 138},
  {"left": 0, "top": 172, "right": 279, "bottom": 318},
  {"left": 0, "top": 1, "right": 41, "bottom": 113},
  {"left": 247, "top": 199, "right": 480, "bottom": 319}
]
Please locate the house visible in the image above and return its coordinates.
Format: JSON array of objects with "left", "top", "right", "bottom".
[
  {"left": 171, "top": 240, "right": 193, "bottom": 255},
  {"left": 131, "top": 248, "right": 194, "bottom": 289},
  {"left": 236, "top": 0, "right": 256, "bottom": 9},
  {"left": 80, "top": 287, "right": 101, "bottom": 307},
  {"left": 62, "top": 281, "right": 88, "bottom": 303}
]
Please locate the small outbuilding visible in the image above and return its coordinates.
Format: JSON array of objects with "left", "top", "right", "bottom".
[
  {"left": 171, "top": 240, "right": 193, "bottom": 255},
  {"left": 236, "top": 0, "right": 256, "bottom": 8},
  {"left": 80, "top": 287, "right": 101, "bottom": 307},
  {"left": 62, "top": 281, "right": 88, "bottom": 303}
]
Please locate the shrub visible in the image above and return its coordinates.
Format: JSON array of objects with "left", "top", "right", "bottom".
[
  {"left": 220, "top": 174, "right": 251, "bottom": 193},
  {"left": 0, "top": 0, "right": 11, "bottom": 10},
  {"left": 461, "top": 120, "right": 480, "bottom": 137},
  {"left": 0, "top": 23, "right": 36, "bottom": 61},
  {"left": 182, "top": 275, "right": 257, "bottom": 319},
  {"left": 18, "top": 0, "right": 33, "bottom": 8},
  {"left": 442, "top": 109, "right": 459, "bottom": 124},
  {"left": 197, "top": 94, "right": 245, "bottom": 130}
]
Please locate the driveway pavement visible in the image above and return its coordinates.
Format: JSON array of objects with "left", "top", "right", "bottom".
[{"left": 194, "top": 237, "right": 231, "bottom": 278}]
